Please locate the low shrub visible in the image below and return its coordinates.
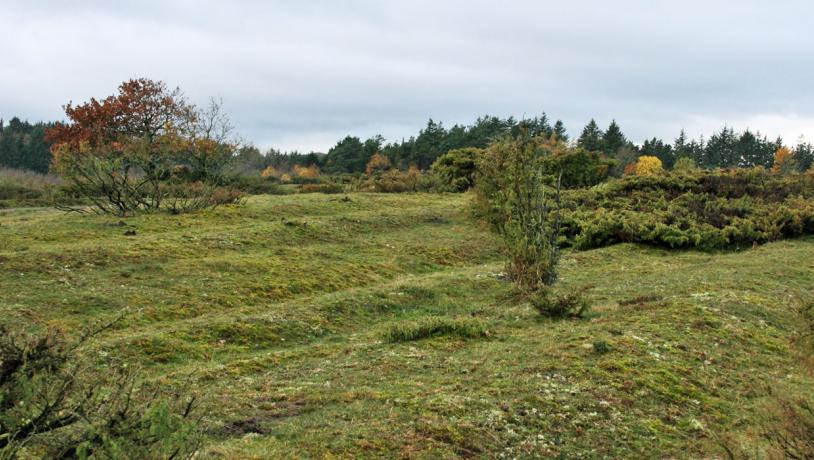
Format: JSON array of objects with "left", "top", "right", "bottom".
[
  {"left": 0, "top": 183, "right": 42, "bottom": 201},
  {"left": 383, "top": 317, "right": 489, "bottom": 343},
  {"left": 558, "top": 170, "right": 814, "bottom": 250},
  {"left": 153, "top": 182, "right": 244, "bottom": 215},
  {"left": 529, "top": 289, "right": 590, "bottom": 318},
  {"left": 593, "top": 340, "right": 611, "bottom": 354},
  {"left": 0, "top": 318, "right": 200, "bottom": 458}
]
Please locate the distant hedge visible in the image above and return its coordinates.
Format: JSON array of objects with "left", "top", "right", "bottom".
[{"left": 558, "top": 169, "right": 814, "bottom": 250}]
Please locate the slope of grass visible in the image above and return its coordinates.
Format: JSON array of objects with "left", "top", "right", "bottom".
[{"left": 1, "top": 192, "right": 812, "bottom": 458}]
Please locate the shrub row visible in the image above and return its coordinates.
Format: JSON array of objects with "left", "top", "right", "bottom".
[{"left": 558, "top": 170, "right": 814, "bottom": 250}]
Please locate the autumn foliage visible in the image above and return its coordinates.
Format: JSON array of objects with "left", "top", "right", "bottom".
[
  {"left": 365, "top": 153, "right": 392, "bottom": 176},
  {"left": 46, "top": 79, "right": 241, "bottom": 215},
  {"left": 772, "top": 146, "right": 797, "bottom": 174},
  {"left": 260, "top": 165, "right": 280, "bottom": 178},
  {"left": 293, "top": 164, "right": 320, "bottom": 179},
  {"left": 631, "top": 155, "right": 665, "bottom": 176}
]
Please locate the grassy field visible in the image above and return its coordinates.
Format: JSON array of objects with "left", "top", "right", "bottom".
[{"left": 1, "top": 193, "right": 812, "bottom": 458}]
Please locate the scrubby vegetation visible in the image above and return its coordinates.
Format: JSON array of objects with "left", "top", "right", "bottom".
[
  {"left": 529, "top": 288, "right": 591, "bottom": 319},
  {"left": 559, "top": 169, "right": 814, "bottom": 250}
]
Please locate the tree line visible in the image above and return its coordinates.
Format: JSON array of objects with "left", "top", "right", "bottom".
[
  {"left": 271, "top": 116, "right": 814, "bottom": 176},
  {"left": 576, "top": 118, "right": 814, "bottom": 173},
  {"left": 0, "top": 117, "right": 55, "bottom": 173},
  {"left": 3, "top": 110, "right": 814, "bottom": 176}
]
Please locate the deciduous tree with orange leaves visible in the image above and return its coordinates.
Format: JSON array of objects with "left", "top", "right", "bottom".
[{"left": 47, "top": 79, "right": 240, "bottom": 215}]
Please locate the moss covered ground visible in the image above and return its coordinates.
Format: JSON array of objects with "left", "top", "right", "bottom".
[{"left": 1, "top": 193, "right": 811, "bottom": 458}]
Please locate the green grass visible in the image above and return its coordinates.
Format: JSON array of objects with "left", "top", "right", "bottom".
[{"left": 1, "top": 192, "right": 812, "bottom": 458}]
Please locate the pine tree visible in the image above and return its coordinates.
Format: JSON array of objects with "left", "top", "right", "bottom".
[
  {"left": 794, "top": 137, "right": 814, "bottom": 172},
  {"left": 577, "top": 119, "right": 603, "bottom": 152},
  {"left": 704, "top": 127, "right": 738, "bottom": 168},
  {"left": 674, "top": 129, "right": 687, "bottom": 153},
  {"left": 553, "top": 120, "right": 568, "bottom": 142},
  {"left": 601, "top": 120, "right": 627, "bottom": 155},
  {"left": 414, "top": 119, "right": 448, "bottom": 169},
  {"left": 324, "top": 136, "right": 365, "bottom": 173}
]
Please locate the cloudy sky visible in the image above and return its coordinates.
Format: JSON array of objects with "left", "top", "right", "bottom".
[{"left": 2, "top": 0, "right": 812, "bottom": 152}]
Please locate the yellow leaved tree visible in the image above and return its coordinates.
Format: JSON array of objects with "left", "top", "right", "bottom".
[
  {"left": 772, "top": 146, "right": 797, "bottom": 174},
  {"left": 634, "top": 156, "right": 664, "bottom": 176}
]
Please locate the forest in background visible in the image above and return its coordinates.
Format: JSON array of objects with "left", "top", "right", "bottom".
[{"left": 3, "top": 113, "right": 814, "bottom": 176}]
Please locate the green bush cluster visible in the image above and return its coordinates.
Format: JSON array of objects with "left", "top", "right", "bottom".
[
  {"left": 540, "top": 147, "right": 615, "bottom": 189},
  {"left": 431, "top": 147, "right": 482, "bottom": 192},
  {"left": 357, "top": 168, "right": 444, "bottom": 193},
  {"left": 559, "top": 169, "right": 814, "bottom": 250}
]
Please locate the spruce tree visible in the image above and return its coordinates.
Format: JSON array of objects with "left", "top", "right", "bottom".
[
  {"left": 577, "top": 119, "right": 604, "bottom": 152},
  {"left": 553, "top": 120, "right": 568, "bottom": 142},
  {"left": 601, "top": 120, "right": 627, "bottom": 155}
]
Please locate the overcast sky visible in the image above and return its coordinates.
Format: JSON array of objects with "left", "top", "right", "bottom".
[{"left": 2, "top": 0, "right": 812, "bottom": 152}]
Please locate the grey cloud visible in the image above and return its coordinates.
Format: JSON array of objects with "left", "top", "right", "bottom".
[{"left": 1, "top": 0, "right": 813, "bottom": 152}]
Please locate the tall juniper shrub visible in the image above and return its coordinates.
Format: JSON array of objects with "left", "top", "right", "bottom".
[{"left": 475, "top": 130, "right": 588, "bottom": 317}]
